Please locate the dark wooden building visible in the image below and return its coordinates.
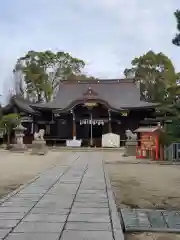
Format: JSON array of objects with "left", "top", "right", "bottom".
[{"left": 2, "top": 79, "right": 157, "bottom": 147}]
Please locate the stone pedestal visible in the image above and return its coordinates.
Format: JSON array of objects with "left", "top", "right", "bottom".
[
  {"left": 124, "top": 140, "right": 137, "bottom": 156},
  {"left": 11, "top": 124, "right": 27, "bottom": 152},
  {"left": 31, "top": 140, "right": 48, "bottom": 155}
]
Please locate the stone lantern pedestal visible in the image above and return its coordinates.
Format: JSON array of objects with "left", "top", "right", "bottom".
[
  {"left": 11, "top": 123, "right": 27, "bottom": 152},
  {"left": 0, "top": 128, "right": 4, "bottom": 139}
]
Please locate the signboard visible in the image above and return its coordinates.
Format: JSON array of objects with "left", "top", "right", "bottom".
[
  {"left": 120, "top": 110, "right": 129, "bottom": 116},
  {"left": 84, "top": 102, "right": 97, "bottom": 107},
  {"left": 80, "top": 119, "right": 105, "bottom": 125},
  {"left": 141, "top": 133, "right": 156, "bottom": 149}
]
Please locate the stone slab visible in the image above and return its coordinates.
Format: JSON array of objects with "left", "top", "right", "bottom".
[
  {"left": 78, "top": 190, "right": 107, "bottom": 195},
  {"left": 61, "top": 230, "right": 113, "bottom": 240},
  {"left": 68, "top": 213, "right": 110, "bottom": 223},
  {"left": 49, "top": 188, "right": 78, "bottom": 194},
  {"left": 0, "top": 219, "right": 19, "bottom": 228},
  {"left": 75, "top": 197, "right": 108, "bottom": 203},
  {"left": 0, "top": 207, "right": 29, "bottom": 213},
  {"left": 73, "top": 202, "right": 108, "bottom": 208},
  {"left": 23, "top": 213, "right": 67, "bottom": 223},
  {"left": 71, "top": 207, "right": 109, "bottom": 214},
  {"left": 37, "top": 197, "right": 73, "bottom": 204},
  {"left": 59, "top": 180, "right": 81, "bottom": 184},
  {"left": 9, "top": 196, "right": 41, "bottom": 201},
  {"left": 77, "top": 192, "right": 107, "bottom": 197},
  {"left": 35, "top": 202, "right": 71, "bottom": 209},
  {"left": 0, "top": 229, "right": 11, "bottom": 239},
  {"left": 65, "top": 222, "right": 111, "bottom": 231},
  {"left": 0, "top": 213, "right": 24, "bottom": 220},
  {"left": 18, "top": 188, "right": 47, "bottom": 195},
  {"left": 6, "top": 233, "right": 60, "bottom": 240},
  {"left": 13, "top": 222, "right": 64, "bottom": 233},
  {"left": 30, "top": 207, "right": 69, "bottom": 215},
  {"left": 16, "top": 193, "right": 44, "bottom": 197},
  {"left": 80, "top": 186, "right": 106, "bottom": 190},
  {"left": 40, "top": 196, "right": 74, "bottom": 202},
  {"left": 1, "top": 201, "right": 36, "bottom": 207}
]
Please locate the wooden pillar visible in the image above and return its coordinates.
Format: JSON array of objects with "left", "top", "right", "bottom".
[
  {"left": 31, "top": 122, "right": 34, "bottom": 134},
  {"left": 31, "top": 116, "right": 34, "bottom": 134},
  {"left": 90, "top": 111, "right": 93, "bottom": 146},
  {"left": 71, "top": 110, "right": 76, "bottom": 139},
  {"left": 108, "top": 110, "right": 112, "bottom": 133}
]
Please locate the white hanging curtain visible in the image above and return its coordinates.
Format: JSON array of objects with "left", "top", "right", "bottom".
[{"left": 79, "top": 119, "right": 104, "bottom": 125}]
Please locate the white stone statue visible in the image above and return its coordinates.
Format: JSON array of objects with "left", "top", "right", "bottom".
[
  {"left": 125, "top": 129, "right": 137, "bottom": 141},
  {"left": 34, "top": 129, "right": 45, "bottom": 141}
]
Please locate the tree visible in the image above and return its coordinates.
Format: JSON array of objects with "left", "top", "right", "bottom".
[
  {"left": 172, "top": 10, "right": 180, "bottom": 46},
  {"left": 14, "top": 51, "right": 86, "bottom": 102},
  {"left": 124, "top": 51, "right": 178, "bottom": 102},
  {"left": 0, "top": 102, "right": 2, "bottom": 121},
  {"left": 0, "top": 113, "right": 20, "bottom": 148}
]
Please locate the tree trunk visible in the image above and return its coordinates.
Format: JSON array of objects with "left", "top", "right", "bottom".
[
  {"left": 45, "top": 93, "right": 49, "bottom": 103},
  {"left": 37, "top": 92, "right": 41, "bottom": 102},
  {"left": 7, "top": 131, "right": 11, "bottom": 149}
]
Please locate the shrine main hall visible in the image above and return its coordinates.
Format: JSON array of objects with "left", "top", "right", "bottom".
[{"left": 3, "top": 79, "right": 157, "bottom": 147}]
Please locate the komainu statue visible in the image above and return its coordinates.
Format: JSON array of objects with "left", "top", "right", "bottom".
[
  {"left": 125, "top": 129, "right": 137, "bottom": 141},
  {"left": 32, "top": 129, "right": 47, "bottom": 155},
  {"left": 34, "top": 129, "right": 45, "bottom": 141}
]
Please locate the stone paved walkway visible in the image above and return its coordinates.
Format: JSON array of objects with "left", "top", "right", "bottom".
[{"left": 0, "top": 152, "right": 123, "bottom": 240}]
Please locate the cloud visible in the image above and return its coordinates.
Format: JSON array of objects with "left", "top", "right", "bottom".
[{"left": 0, "top": 0, "right": 179, "bottom": 102}]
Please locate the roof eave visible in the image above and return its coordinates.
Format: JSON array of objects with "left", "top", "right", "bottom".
[{"left": 30, "top": 105, "right": 58, "bottom": 111}]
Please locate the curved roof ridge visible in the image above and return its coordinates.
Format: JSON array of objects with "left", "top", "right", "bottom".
[{"left": 59, "top": 78, "right": 134, "bottom": 84}]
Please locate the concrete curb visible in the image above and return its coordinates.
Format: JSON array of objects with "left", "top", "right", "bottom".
[
  {"left": 105, "top": 160, "right": 180, "bottom": 165},
  {"left": 50, "top": 147, "right": 125, "bottom": 152},
  {"left": 103, "top": 161, "right": 124, "bottom": 240}
]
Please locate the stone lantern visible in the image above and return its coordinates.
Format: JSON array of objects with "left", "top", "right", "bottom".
[{"left": 11, "top": 123, "right": 27, "bottom": 152}]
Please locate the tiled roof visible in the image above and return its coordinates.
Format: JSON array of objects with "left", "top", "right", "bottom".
[
  {"left": 2, "top": 96, "right": 37, "bottom": 114},
  {"left": 31, "top": 79, "right": 158, "bottom": 111}
]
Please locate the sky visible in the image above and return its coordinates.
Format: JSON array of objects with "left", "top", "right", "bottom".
[{"left": 0, "top": 0, "right": 180, "bottom": 102}]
